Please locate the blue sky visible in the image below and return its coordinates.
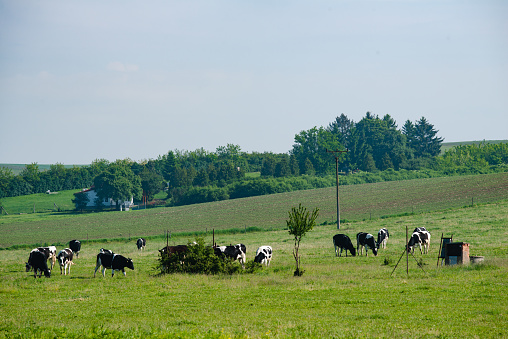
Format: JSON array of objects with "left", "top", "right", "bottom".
[{"left": 1, "top": 0, "right": 506, "bottom": 164}]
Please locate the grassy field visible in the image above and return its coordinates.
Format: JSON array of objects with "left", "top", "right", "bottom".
[
  {"left": 1, "top": 172, "right": 507, "bottom": 249},
  {"left": 0, "top": 200, "right": 507, "bottom": 338},
  {"left": 0, "top": 190, "right": 78, "bottom": 215},
  {"left": 440, "top": 139, "right": 507, "bottom": 153}
]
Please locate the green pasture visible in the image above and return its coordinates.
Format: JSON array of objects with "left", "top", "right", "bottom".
[
  {"left": 0, "top": 201, "right": 507, "bottom": 338},
  {"left": 440, "top": 139, "right": 507, "bottom": 154},
  {"left": 0, "top": 190, "right": 77, "bottom": 215},
  {"left": 1, "top": 172, "right": 507, "bottom": 249}
]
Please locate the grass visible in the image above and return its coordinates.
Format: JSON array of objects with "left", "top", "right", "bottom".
[
  {"left": 0, "top": 190, "right": 77, "bottom": 215},
  {"left": 0, "top": 200, "right": 507, "bottom": 338},
  {"left": 440, "top": 139, "right": 508, "bottom": 154},
  {"left": 1, "top": 172, "right": 507, "bottom": 249}
]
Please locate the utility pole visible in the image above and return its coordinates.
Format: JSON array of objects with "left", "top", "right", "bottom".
[{"left": 326, "top": 148, "right": 349, "bottom": 229}]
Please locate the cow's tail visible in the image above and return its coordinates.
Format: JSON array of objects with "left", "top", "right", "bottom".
[{"left": 94, "top": 254, "right": 102, "bottom": 277}]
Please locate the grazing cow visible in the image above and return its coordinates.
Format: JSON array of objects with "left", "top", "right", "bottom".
[
  {"left": 254, "top": 246, "right": 272, "bottom": 266},
  {"left": 28, "top": 250, "right": 51, "bottom": 278},
  {"left": 333, "top": 234, "right": 356, "bottom": 257},
  {"left": 69, "top": 240, "right": 81, "bottom": 258},
  {"left": 356, "top": 232, "right": 378, "bottom": 256},
  {"left": 25, "top": 246, "right": 57, "bottom": 271},
  {"left": 57, "top": 248, "right": 74, "bottom": 275},
  {"left": 377, "top": 228, "right": 390, "bottom": 249},
  {"left": 214, "top": 245, "right": 246, "bottom": 268},
  {"left": 100, "top": 248, "right": 114, "bottom": 254},
  {"left": 159, "top": 245, "right": 188, "bottom": 257},
  {"left": 136, "top": 238, "right": 146, "bottom": 251},
  {"left": 94, "top": 252, "right": 134, "bottom": 277},
  {"left": 408, "top": 231, "right": 431, "bottom": 254}
]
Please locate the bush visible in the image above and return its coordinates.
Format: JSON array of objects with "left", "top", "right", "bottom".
[
  {"left": 172, "top": 186, "right": 229, "bottom": 206},
  {"left": 228, "top": 178, "right": 293, "bottom": 199},
  {"left": 157, "top": 238, "right": 243, "bottom": 275}
]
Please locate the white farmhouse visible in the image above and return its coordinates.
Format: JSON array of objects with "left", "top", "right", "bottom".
[{"left": 74, "top": 186, "right": 134, "bottom": 210}]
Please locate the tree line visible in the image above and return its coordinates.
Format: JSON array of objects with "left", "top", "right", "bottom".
[{"left": 1, "top": 113, "right": 506, "bottom": 210}]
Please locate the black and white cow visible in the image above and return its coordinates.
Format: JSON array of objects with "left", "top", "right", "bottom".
[
  {"left": 376, "top": 228, "right": 390, "bottom": 249},
  {"left": 356, "top": 232, "right": 378, "bottom": 256},
  {"left": 235, "top": 243, "right": 247, "bottom": 267},
  {"left": 28, "top": 250, "right": 51, "bottom": 278},
  {"left": 94, "top": 252, "right": 134, "bottom": 277},
  {"left": 333, "top": 234, "right": 356, "bottom": 257},
  {"left": 407, "top": 230, "right": 431, "bottom": 254},
  {"left": 57, "top": 248, "right": 74, "bottom": 275},
  {"left": 25, "top": 246, "right": 57, "bottom": 271},
  {"left": 254, "top": 246, "right": 272, "bottom": 266},
  {"left": 214, "top": 244, "right": 246, "bottom": 268},
  {"left": 69, "top": 240, "right": 81, "bottom": 258},
  {"left": 136, "top": 238, "right": 146, "bottom": 251}
]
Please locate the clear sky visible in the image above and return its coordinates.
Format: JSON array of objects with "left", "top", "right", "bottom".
[{"left": 1, "top": 0, "right": 507, "bottom": 165}]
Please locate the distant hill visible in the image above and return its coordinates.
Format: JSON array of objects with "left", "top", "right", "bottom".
[
  {"left": 0, "top": 163, "right": 84, "bottom": 175},
  {"left": 441, "top": 140, "right": 507, "bottom": 154}
]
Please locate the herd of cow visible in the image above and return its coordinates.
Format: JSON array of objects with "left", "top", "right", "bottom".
[
  {"left": 24, "top": 227, "right": 431, "bottom": 278},
  {"left": 333, "top": 227, "right": 431, "bottom": 257},
  {"left": 24, "top": 236, "right": 274, "bottom": 278},
  {"left": 25, "top": 239, "right": 81, "bottom": 278}
]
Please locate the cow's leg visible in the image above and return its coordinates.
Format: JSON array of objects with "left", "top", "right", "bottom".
[
  {"left": 94, "top": 264, "right": 100, "bottom": 277},
  {"left": 102, "top": 267, "right": 107, "bottom": 277},
  {"left": 122, "top": 269, "right": 126, "bottom": 276}
]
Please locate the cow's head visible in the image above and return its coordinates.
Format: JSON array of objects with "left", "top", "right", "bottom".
[
  {"left": 254, "top": 252, "right": 265, "bottom": 263},
  {"left": 58, "top": 254, "right": 67, "bottom": 266},
  {"left": 350, "top": 247, "right": 357, "bottom": 256},
  {"left": 25, "top": 262, "right": 32, "bottom": 272},
  {"left": 407, "top": 233, "right": 420, "bottom": 252},
  {"left": 44, "top": 269, "right": 51, "bottom": 278},
  {"left": 126, "top": 258, "right": 134, "bottom": 270}
]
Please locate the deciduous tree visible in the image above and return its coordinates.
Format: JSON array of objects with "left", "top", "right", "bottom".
[
  {"left": 93, "top": 163, "right": 142, "bottom": 209},
  {"left": 286, "top": 204, "right": 319, "bottom": 276}
]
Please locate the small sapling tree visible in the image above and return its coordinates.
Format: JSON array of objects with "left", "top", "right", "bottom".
[{"left": 287, "top": 203, "right": 319, "bottom": 276}]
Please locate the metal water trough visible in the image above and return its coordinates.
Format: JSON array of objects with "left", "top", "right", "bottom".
[{"left": 469, "top": 256, "right": 485, "bottom": 264}]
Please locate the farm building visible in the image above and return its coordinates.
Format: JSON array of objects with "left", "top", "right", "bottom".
[{"left": 74, "top": 186, "right": 134, "bottom": 210}]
